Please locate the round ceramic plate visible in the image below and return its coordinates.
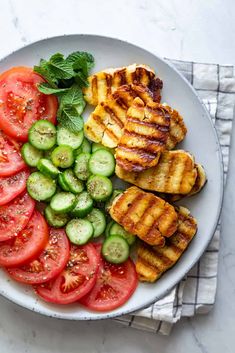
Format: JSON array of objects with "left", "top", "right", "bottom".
[{"left": 0, "top": 35, "right": 223, "bottom": 320}]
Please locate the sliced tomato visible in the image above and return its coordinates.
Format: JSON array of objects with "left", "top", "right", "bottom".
[
  {"left": 80, "top": 246, "right": 138, "bottom": 312},
  {"left": 0, "top": 67, "right": 58, "bottom": 141},
  {"left": 0, "top": 130, "right": 26, "bottom": 177},
  {"left": 0, "top": 191, "right": 35, "bottom": 242},
  {"left": 7, "top": 228, "right": 70, "bottom": 284},
  {"left": 35, "top": 243, "right": 100, "bottom": 304},
  {"left": 0, "top": 210, "right": 48, "bottom": 267},
  {"left": 0, "top": 168, "right": 29, "bottom": 206}
]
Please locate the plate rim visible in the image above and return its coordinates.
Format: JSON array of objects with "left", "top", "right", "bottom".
[{"left": 0, "top": 33, "right": 224, "bottom": 321}]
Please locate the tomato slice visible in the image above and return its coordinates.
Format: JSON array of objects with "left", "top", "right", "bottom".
[
  {"left": 0, "top": 211, "right": 48, "bottom": 267},
  {"left": 35, "top": 243, "right": 100, "bottom": 304},
  {"left": 80, "top": 246, "right": 138, "bottom": 312},
  {"left": 0, "top": 67, "right": 58, "bottom": 141},
  {"left": 0, "top": 130, "right": 26, "bottom": 177},
  {"left": 0, "top": 191, "right": 35, "bottom": 242},
  {"left": 7, "top": 228, "right": 70, "bottom": 284},
  {"left": 0, "top": 168, "right": 29, "bottom": 206}
]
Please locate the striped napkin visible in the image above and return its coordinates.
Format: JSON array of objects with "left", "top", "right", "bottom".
[{"left": 113, "top": 59, "right": 235, "bottom": 335}]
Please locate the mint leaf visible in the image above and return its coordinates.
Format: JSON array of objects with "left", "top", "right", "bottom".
[
  {"left": 58, "top": 106, "right": 84, "bottom": 133},
  {"left": 74, "top": 72, "right": 89, "bottom": 87},
  {"left": 48, "top": 53, "right": 74, "bottom": 80},
  {"left": 34, "top": 65, "right": 58, "bottom": 87},
  {"left": 67, "top": 51, "right": 94, "bottom": 71},
  {"left": 37, "top": 83, "right": 70, "bottom": 95},
  {"left": 60, "top": 84, "right": 85, "bottom": 106}
]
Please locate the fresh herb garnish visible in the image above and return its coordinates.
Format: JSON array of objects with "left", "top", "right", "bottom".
[{"left": 34, "top": 51, "right": 94, "bottom": 132}]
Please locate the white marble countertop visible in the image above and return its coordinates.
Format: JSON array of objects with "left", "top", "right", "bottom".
[{"left": 0, "top": 1, "right": 235, "bottom": 352}]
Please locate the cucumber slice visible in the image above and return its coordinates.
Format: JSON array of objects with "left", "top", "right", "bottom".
[
  {"left": 89, "top": 149, "right": 115, "bottom": 177},
  {"left": 61, "top": 169, "right": 84, "bottom": 194},
  {"left": 58, "top": 174, "right": 70, "bottom": 191},
  {"left": 105, "top": 220, "right": 115, "bottom": 238},
  {"left": 45, "top": 205, "right": 69, "bottom": 228},
  {"left": 29, "top": 120, "right": 56, "bottom": 150},
  {"left": 50, "top": 192, "right": 76, "bottom": 214},
  {"left": 27, "top": 172, "right": 56, "bottom": 201},
  {"left": 74, "top": 153, "right": 91, "bottom": 181},
  {"left": 87, "top": 175, "right": 113, "bottom": 201},
  {"left": 91, "top": 143, "right": 112, "bottom": 153},
  {"left": 37, "top": 158, "right": 60, "bottom": 179},
  {"left": 44, "top": 148, "right": 54, "bottom": 160},
  {"left": 57, "top": 126, "right": 84, "bottom": 149},
  {"left": 70, "top": 191, "right": 93, "bottom": 218},
  {"left": 102, "top": 235, "right": 129, "bottom": 264},
  {"left": 66, "top": 219, "right": 94, "bottom": 245},
  {"left": 51, "top": 145, "right": 75, "bottom": 168},
  {"left": 75, "top": 138, "right": 91, "bottom": 155},
  {"left": 105, "top": 189, "right": 124, "bottom": 212},
  {"left": 110, "top": 222, "right": 136, "bottom": 245},
  {"left": 85, "top": 208, "right": 106, "bottom": 238},
  {"left": 21, "top": 143, "right": 43, "bottom": 167}
]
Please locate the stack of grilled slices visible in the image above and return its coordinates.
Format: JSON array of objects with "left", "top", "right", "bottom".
[{"left": 83, "top": 63, "right": 206, "bottom": 282}]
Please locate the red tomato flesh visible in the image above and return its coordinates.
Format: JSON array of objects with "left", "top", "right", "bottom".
[
  {"left": 0, "top": 211, "right": 48, "bottom": 267},
  {"left": 0, "top": 168, "right": 29, "bottom": 206},
  {"left": 80, "top": 246, "right": 138, "bottom": 312},
  {"left": 8, "top": 228, "right": 70, "bottom": 284},
  {"left": 0, "top": 191, "right": 35, "bottom": 242},
  {"left": 0, "top": 67, "right": 57, "bottom": 141},
  {"left": 35, "top": 243, "right": 100, "bottom": 304},
  {"left": 0, "top": 130, "right": 26, "bottom": 177}
]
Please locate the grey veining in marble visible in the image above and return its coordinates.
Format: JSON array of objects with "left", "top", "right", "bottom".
[{"left": 0, "top": 0, "right": 235, "bottom": 352}]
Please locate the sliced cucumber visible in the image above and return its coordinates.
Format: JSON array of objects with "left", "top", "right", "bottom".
[
  {"left": 21, "top": 143, "right": 43, "bottom": 167},
  {"left": 102, "top": 235, "right": 130, "bottom": 264},
  {"left": 57, "top": 126, "right": 84, "bottom": 149},
  {"left": 105, "top": 189, "right": 124, "bottom": 212},
  {"left": 85, "top": 208, "right": 106, "bottom": 238},
  {"left": 44, "top": 148, "right": 54, "bottom": 160},
  {"left": 75, "top": 138, "right": 91, "bottom": 155},
  {"left": 27, "top": 172, "right": 56, "bottom": 201},
  {"left": 37, "top": 158, "right": 60, "bottom": 179},
  {"left": 51, "top": 145, "right": 75, "bottom": 168},
  {"left": 58, "top": 173, "right": 70, "bottom": 191},
  {"left": 110, "top": 222, "right": 136, "bottom": 245},
  {"left": 74, "top": 153, "right": 91, "bottom": 181},
  {"left": 70, "top": 191, "right": 93, "bottom": 218},
  {"left": 89, "top": 149, "right": 115, "bottom": 177},
  {"left": 66, "top": 219, "right": 94, "bottom": 245},
  {"left": 105, "top": 220, "right": 115, "bottom": 238},
  {"left": 45, "top": 205, "right": 69, "bottom": 228},
  {"left": 91, "top": 143, "right": 111, "bottom": 153},
  {"left": 29, "top": 120, "right": 56, "bottom": 150},
  {"left": 87, "top": 175, "right": 113, "bottom": 201},
  {"left": 50, "top": 192, "right": 76, "bottom": 214},
  {"left": 61, "top": 169, "right": 84, "bottom": 194}
]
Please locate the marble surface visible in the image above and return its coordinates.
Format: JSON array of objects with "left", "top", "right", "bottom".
[{"left": 0, "top": 0, "right": 235, "bottom": 352}]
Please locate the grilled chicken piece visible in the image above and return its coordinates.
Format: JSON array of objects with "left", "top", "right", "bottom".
[
  {"left": 84, "top": 86, "right": 186, "bottom": 149},
  {"left": 83, "top": 64, "right": 163, "bottom": 106},
  {"left": 115, "top": 98, "right": 171, "bottom": 172},
  {"left": 110, "top": 186, "right": 178, "bottom": 247},
  {"left": 115, "top": 150, "right": 197, "bottom": 194},
  {"left": 136, "top": 206, "right": 197, "bottom": 282},
  {"left": 161, "top": 164, "right": 207, "bottom": 202}
]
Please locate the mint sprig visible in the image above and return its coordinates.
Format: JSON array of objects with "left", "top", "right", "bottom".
[{"left": 34, "top": 51, "right": 94, "bottom": 133}]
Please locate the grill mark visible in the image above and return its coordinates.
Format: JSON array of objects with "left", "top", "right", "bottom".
[
  {"left": 152, "top": 247, "right": 175, "bottom": 266},
  {"left": 127, "top": 116, "right": 169, "bottom": 131},
  {"left": 115, "top": 96, "right": 130, "bottom": 110},
  {"left": 119, "top": 69, "right": 127, "bottom": 85},
  {"left": 178, "top": 155, "right": 191, "bottom": 192},
  {"left": 92, "top": 114, "right": 120, "bottom": 142},
  {"left": 91, "top": 76, "right": 98, "bottom": 104},
  {"left": 117, "top": 144, "right": 158, "bottom": 160},
  {"left": 122, "top": 192, "right": 146, "bottom": 231},
  {"left": 123, "top": 130, "right": 166, "bottom": 147},
  {"left": 105, "top": 74, "right": 112, "bottom": 96},
  {"left": 116, "top": 158, "right": 147, "bottom": 172},
  {"left": 136, "top": 196, "right": 157, "bottom": 233},
  {"left": 101, "top": 103, "right": 124, "bottom": 128},
  {"left": 165, "top": 154, "right": 177, "bottom": 192},
  {"left": 137, "top": 257, "right": 160, "bottom": 278}
]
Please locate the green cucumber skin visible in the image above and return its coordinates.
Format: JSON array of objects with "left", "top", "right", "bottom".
[
  {"left": 45, "top": 205, "right": 69, "bottom": 228},
  {"left": 74, "top": 153, "right": 91, "bottom": 181},
  {"left": 105, "top": 220, "right": 115, "bottom": 238},
  {"left": 85, "top": 208, "right": 106, "bottom": 238},
  {"left": 58, "top": 174, "right": 70, "bottom": 191},
  {"left": 50, "top": 192, "right": 77, "bottom": 214},
  {"left": 75, "top": 138, "right": 91, "bottom": 155},
  {"left": 21, "top": 143, "right": 43, "bottom": 167},
  {"left": 29, "top": 120, "right": 57, "bottom": 151},
  {"left": 66, "top": 219, "right": 94, "bottom": 245},
  {"left": 101, "top": 235, "right": 130, "bottom": 264},
  {"left": 70, "top": 192, "right": 93, "bottom": 218},
  {"left": 87, "top": 175, "right": 113, "bottom": 202},
  {"left": 27, "top": 172, "right": 56, "bottom": 201},
  {"left": 62, "top": 169, "right": 84, "bottom": 194},
  {"left": 37, "top": 158, "right": 60, "bottom": 179}
]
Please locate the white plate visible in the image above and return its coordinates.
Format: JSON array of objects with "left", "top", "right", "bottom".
[{"left": 0, "top": 35, "right": 223, "bottom": 320}]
